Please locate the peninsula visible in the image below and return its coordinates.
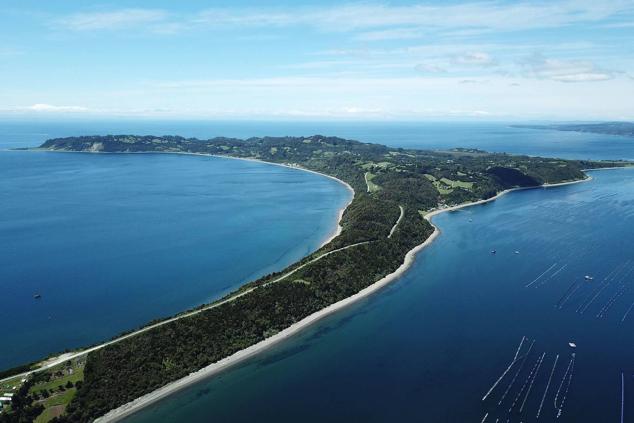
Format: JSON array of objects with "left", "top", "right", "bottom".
[
  {"left": 1, "top": 135, "right": 626, "bottom": 423},
  {"left": 514, "top": 122, "right": 634, "bottom": 138}
]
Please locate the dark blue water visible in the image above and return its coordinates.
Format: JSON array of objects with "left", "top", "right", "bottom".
[
  {"left": 0, "top": 150, "right": 350, "bottom": 368},
  {"left": 127, "top": 168, "right": 634, "bottom": 423}
]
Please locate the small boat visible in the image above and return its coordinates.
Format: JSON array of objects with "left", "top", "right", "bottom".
[
  {"left": 585, "top": 275, "right": 594, "bottom": 281},
  {"left": 491, "top": 250, "right": 496, "bottom": 254},
  {"left": 569, "top": 342, "right": 577, "bottom": 348},
  {"left": 33, "top": 293, "right": 42, "bottom": 299},
  {"left": 514, "top": 250, "right": 520, "bottom": 255}
]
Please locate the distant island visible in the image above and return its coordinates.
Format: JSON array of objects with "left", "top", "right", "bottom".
[
  {"left": 514, "top": 122, "right": 634, "bottom": 137},
  {"left": 1, "top": 135, "right": 628, "bottom": 423}
]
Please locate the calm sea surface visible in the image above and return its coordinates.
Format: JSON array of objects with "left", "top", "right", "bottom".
[
  {"left": 2, "top": 120, "right": 634, "bottom": 421},
  {"left": 0, "top": 146, "right": 350, "bottom": 369}
]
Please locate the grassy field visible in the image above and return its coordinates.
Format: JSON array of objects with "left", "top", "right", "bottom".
[
  {"left": 30, "top": 367, "right": 83, "bottom": 394},
  {"left": 1, "top": 375, "right": 25, "bottom": 392},
  {"left": 360, "top": 161, "right": 393, "bottom": 170},
  {"left": 35, "top": 390, "right": 76, "bottom": 423},
  {"left": 364, "top": 172, "right": 381, "bottom": 192},
  {"left": 424, "top": 174, "right": 452, "bottom": 194},
  {"left": 425, "top": 174, "right": 474, "bottom": 194},
  {"left": 440, "top": 177, "right": 474, "bottom": 189},
  {"left": 29, "top": 360, "right": 85, "bottom": 423}
]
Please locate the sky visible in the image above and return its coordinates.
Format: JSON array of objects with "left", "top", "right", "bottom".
[{"left": 1, "top": 0, "right": 633, "bottom": 121}]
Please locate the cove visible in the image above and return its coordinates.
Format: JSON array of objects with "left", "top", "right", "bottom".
[{"left": 0, "top": 151, "right": 351, "bottom": 369}]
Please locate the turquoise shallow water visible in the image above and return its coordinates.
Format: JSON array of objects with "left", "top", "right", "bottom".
[
  {"left": 126, "top": 168, "right": 634, "bottom": 422},
  {"left": 0, "top": 150, "right": 350, "bottom": 369}
]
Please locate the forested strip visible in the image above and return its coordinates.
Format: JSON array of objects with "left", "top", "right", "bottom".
[{"left": 58, "top": 204, "right": 432, "bottom": 422}]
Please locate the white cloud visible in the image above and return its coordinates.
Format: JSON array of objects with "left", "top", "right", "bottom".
[
  {"left": 193, "top": 9, "right": 294, "bottom": 27},
  {"left": 282, "top": 59, "right": 414, "bottom": 73},
  {"left": 523, "top": 55, "right": 617, "bottom": 82},
  {"left": 415, "top": 63, "right": 448, "bottom": 73},
  {"left": 2, "top": 73, "right": 632, "bottom": 120},
  {"left": 58, "top": 9, "right": 168, "bottom": 31},
  {"left": 55, "top": 2, "right": 634, "bottom": 36},
  {"left": 446, "top": 109, "right": 492, "bottom": 117},
  {"left": 413, "top": 52, "right": 495, "bottom": 75},
  {"left": 0, "top": 103, "right": 91, "bottom": 114},
  {"left": 126, "top": 75, "right": 634, "bottom": 120},
  {"left": 193, "top": 2, "right": 633, "bottom": 33},
  {"left": 454, "top": 52, "right": 496, "bottom": 66},
  {"left": 30, "top": 103, "right": 88, "bottom": 112}
]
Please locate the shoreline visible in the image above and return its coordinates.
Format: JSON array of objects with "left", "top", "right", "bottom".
[
  {"left": 24, "top": 148, "right": 355, "bottom": 249},
  {"left": 172, "top": 151, "right": 356, "bottom": 248},
  {"left": 95, "top": 170, "right": 596, "bottom": 422},
  {"left": 97, "top": 220, "right": 441, "bottom": 423},
  {"left": 0, "top": 149, "right": 354, "bottom": 386},
  {"left": 424, "top": 174, "right": 593, "bottom": 221}
]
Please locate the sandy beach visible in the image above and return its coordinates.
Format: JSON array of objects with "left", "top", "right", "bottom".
[
  {"left": 95, "top": 168, "right": 595, "bottom": 422},
  {"left": 424, "top": 174, "right": 592, "bottom": 221}
]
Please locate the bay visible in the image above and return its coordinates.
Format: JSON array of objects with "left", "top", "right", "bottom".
[{"left": 0, "top": 149, "right": 350, "bottom": 369}]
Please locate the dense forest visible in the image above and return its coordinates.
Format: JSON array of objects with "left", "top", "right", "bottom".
[{"left": 2, "top": 134, "right": 625, "bottom": 422}]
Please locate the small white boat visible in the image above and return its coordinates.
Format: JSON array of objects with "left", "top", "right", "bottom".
[
  {"left": 514, "top": 251, "right": 520, "bottom": 255},
  {"left": 491, "top": 250, "right": 496, "bottom": 254},
  {"left": 569, "top": 342, "right": 577, "bottom": 348},
  {"left": 585, "top": 275, "right": 594, "bottom": 281}
]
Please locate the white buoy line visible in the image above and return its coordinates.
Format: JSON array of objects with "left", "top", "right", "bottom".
[{"left": 480, "top": 337, "right": 579, "bottom": 421}]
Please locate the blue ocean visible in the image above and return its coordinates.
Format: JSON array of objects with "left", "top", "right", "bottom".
[
  {"left": 0, "top": 128, "right": 351, "bottom": 369},
  {"left": 2, "top": 120, "right": 634, "bottom": 421}
]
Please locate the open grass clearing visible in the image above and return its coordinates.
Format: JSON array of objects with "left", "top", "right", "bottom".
[{"left": 364, "top": 172, "right": 381, "bottom": 193}]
